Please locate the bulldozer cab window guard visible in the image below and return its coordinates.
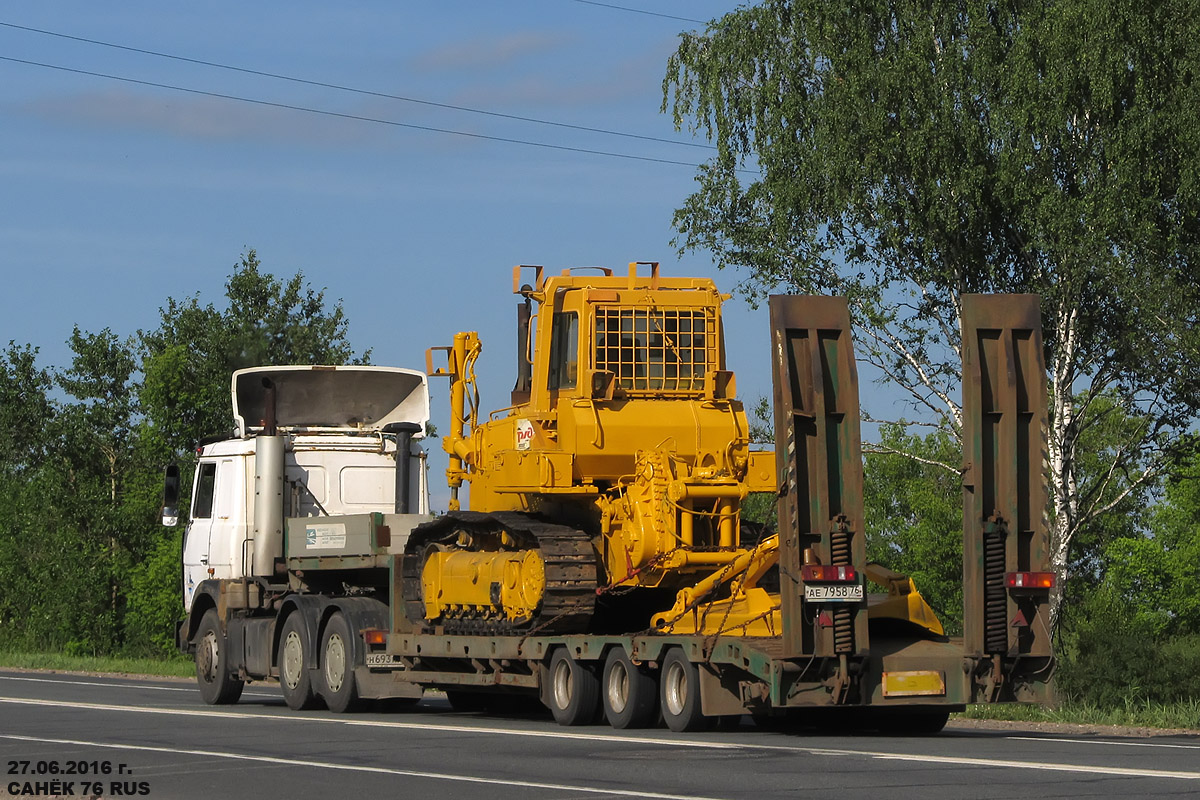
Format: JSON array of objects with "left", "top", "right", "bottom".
[
  {"left": 547, "top": 312, "right": 579, "bottom": 390},
  {"left": 593, "top": 306, "right": 714, "bottom": 394}
]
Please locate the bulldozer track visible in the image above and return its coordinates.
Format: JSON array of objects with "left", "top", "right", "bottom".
[{"left": 402, "top": 510, "right": 597, "bottom": 635}]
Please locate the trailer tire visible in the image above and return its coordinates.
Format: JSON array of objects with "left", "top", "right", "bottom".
[
  {"left": 320, "top": 612, "right": 362, "bottom": 713},
  {"left": 660, "top": 648, "right": 712, "bottom": 732},
  {"left": 546, "top": 648, "right": 600, "bottom": 726},
  {"left": 194, "top": 609, "right": 244, "bottom": 705},
  {"left": 279, "top": 613, "right": 320, "bottom": 710},
  {"left": 601, "top": 648, "right": 657, "bottom": 729}
]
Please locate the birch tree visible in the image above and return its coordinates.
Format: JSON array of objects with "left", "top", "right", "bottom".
[{"left": 664, "top": 0, "right": 1200, "bottom": 628}]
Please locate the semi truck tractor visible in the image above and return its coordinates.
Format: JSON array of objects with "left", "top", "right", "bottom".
[{"left": 171, "top": 263, "right": 1054, "bottom": 732}]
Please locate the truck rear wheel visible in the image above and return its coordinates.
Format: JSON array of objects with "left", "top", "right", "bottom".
[
  {"left": 602, "top": 648, "right": 657, "bottom": 729},
  {"left": 660, "top": 648, "right": 712, "bottom": 732},
  {"left": 320, "top": 612, "right": 362, "bottom": 713},
  {"left": 546, "top": 648, "right": 599, "bottom": 726},
  {"left": 279, "top": 613, "right": 320, "bottom": 710},
  {"left": 194, "top": 609, "right": 244, "bottom": 705}
]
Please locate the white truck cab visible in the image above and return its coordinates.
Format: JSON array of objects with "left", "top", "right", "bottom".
[{"left": 181, "top": 365, "right": 430, "bottom": 612}]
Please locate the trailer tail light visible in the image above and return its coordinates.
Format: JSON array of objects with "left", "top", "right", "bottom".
[
  {"left": 363, "top": 628, "right": 387, "bottom": 646},
  {"left": 1005, "top": 571, "right": 1055, "bottom": 590},
  {"left": 801, "top": 564, "right": 858, "bottom": 583}
]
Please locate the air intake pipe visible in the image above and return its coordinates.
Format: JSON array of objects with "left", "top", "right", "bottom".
[{"left": 252, "top": 378, "right": 285, "bottom": 578}]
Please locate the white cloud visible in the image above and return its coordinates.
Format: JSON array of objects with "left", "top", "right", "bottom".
[
  {"left": 18, "top": 88, "right": 378, "bottom": 147},
  {"left": 410, "top": 31, "right": 570, "bottom": 72},
  {"left": 447, "top": 52, "right": 661, "bottom": 111}
]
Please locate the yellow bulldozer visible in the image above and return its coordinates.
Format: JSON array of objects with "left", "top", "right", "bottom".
[{"left": 403, "top": 262, "right": 941, "bottom": 640}]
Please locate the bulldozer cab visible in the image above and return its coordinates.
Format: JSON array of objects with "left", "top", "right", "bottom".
[{"left": 513, "top": 262, "right": 735, "bottom": 412}]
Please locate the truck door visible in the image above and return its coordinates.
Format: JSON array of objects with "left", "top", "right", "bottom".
[
  {"left": 205, "top": 458, "right": 241, "bottom": 577},
  {"left": 182, "top": 461, "right": 218, "bottom": 612}
]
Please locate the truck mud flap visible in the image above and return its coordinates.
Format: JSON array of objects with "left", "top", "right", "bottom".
[{"left": 330, "top": 596, "right": 390, "bottom": 676}]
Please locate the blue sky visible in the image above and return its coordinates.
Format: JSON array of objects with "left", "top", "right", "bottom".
[{"left": 0, "top": 2, "right": 778, "bottom": 429}]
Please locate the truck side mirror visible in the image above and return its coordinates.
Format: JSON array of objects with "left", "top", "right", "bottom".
[{"left": 162, "top": 464, "right": 181, "bottom": 527}]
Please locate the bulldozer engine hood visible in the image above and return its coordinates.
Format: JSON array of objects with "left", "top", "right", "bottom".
[{"left": 231, "top": 365, "right": 430, "bottom": 437}]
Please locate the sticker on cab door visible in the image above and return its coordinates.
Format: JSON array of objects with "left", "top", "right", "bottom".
[{"left": 516, "top": 419, "right": 534, "bottom": 451}]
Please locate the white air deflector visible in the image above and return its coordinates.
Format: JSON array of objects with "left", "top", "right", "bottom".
[{"left": 232, "top": 365, "right": 430, "bottom": 438}]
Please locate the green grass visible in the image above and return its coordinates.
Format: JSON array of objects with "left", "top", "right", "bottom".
[
  {"left": 958, "top": 699, "right": 1200, "bottom": 731},
  {"left": 0, "top": 650, "right": 195, "bottom": 678}
]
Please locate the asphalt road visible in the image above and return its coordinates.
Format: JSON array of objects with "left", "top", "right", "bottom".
[{"left": 1, "top": 670, "right": 1198, "bottom": 800}]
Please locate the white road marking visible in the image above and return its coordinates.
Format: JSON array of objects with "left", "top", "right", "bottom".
[
  {"left": 0, "top": 675, "right": 192, "bottom": 692},
  {"left": 1008, "top": 735, "right": 1200, "bottom": 751},
  {"left": 0, "top": 697, "right": 740, "bottom": 749},
  {"left": 868, "top": 751, "right": 1200, "bottom": 780},
  {"left": 0, "top": 674, "right": 277, "bottom": 698},
  {"left": 2, "top": 696, "right": 1199, "bottom": 782},
  {"left": 0, "top": 733, "right": 722, "bottom": 800}
]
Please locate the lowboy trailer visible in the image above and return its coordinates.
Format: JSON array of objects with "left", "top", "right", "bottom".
[{"left": 172, "top": 267, "right": 1054, "bottom": 733}]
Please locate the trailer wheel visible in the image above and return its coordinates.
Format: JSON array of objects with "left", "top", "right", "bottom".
[
  {"left": 602, "top": 648, "right": 657, "bottom": 729},
  {"left": 279, "top": 613, "right": 320, "bottom": 710},
  {"left": 660, "top": 648, "right": 712, "bottom": 732},
  {"left": 320, "top": 612, "right": 362, "bottom": 713},
  {"left": 546, "top": 648, "right": 599, "bottom": 726},
  {"left": 194, "top": 609, "right": 244, "bottom": 705}
]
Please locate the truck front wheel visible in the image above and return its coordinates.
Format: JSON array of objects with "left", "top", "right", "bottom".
[
  {"left": 279, "top": 613, "right": 321, "bottom": 710},
  {"left": 194, "top": 609, "right": 244, "bottom": 705},
  {"left": 546, "top": 648, "right": 599, "bottom": 726},
  {"left": 320, "top": 612, "right": 362, "bottom": 713},
  {"left": 660, "top": 648, "right": 712, "bottom": 732}
]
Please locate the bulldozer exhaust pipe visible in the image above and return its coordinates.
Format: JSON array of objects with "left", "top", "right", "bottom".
[
  {"left": 385, "top": 422, "right": 422, "bottom": 514},
  {"left": 512, "top": 295, "right": 532, "bottom": 405}
]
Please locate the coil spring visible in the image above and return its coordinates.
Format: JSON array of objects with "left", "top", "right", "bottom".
[
  {"left": 786, "top": 425, "right": 799, "bottom": 534},
  {"left": 832, "top": 607, "right": 854, "bottom": 653},
  {"left": 830, "top": 523, "right": 854, "bottom": 653},
  {"left": 830, "top": 527, "right": 852, "bottom": 566},
  {"left": 983, "top": 529, "right": 1008, "bottom": 653}
]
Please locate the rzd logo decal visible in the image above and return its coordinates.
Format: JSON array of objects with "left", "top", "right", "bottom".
[{"left": 516, "top": 419, "right": 535, "bottom": 451}]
